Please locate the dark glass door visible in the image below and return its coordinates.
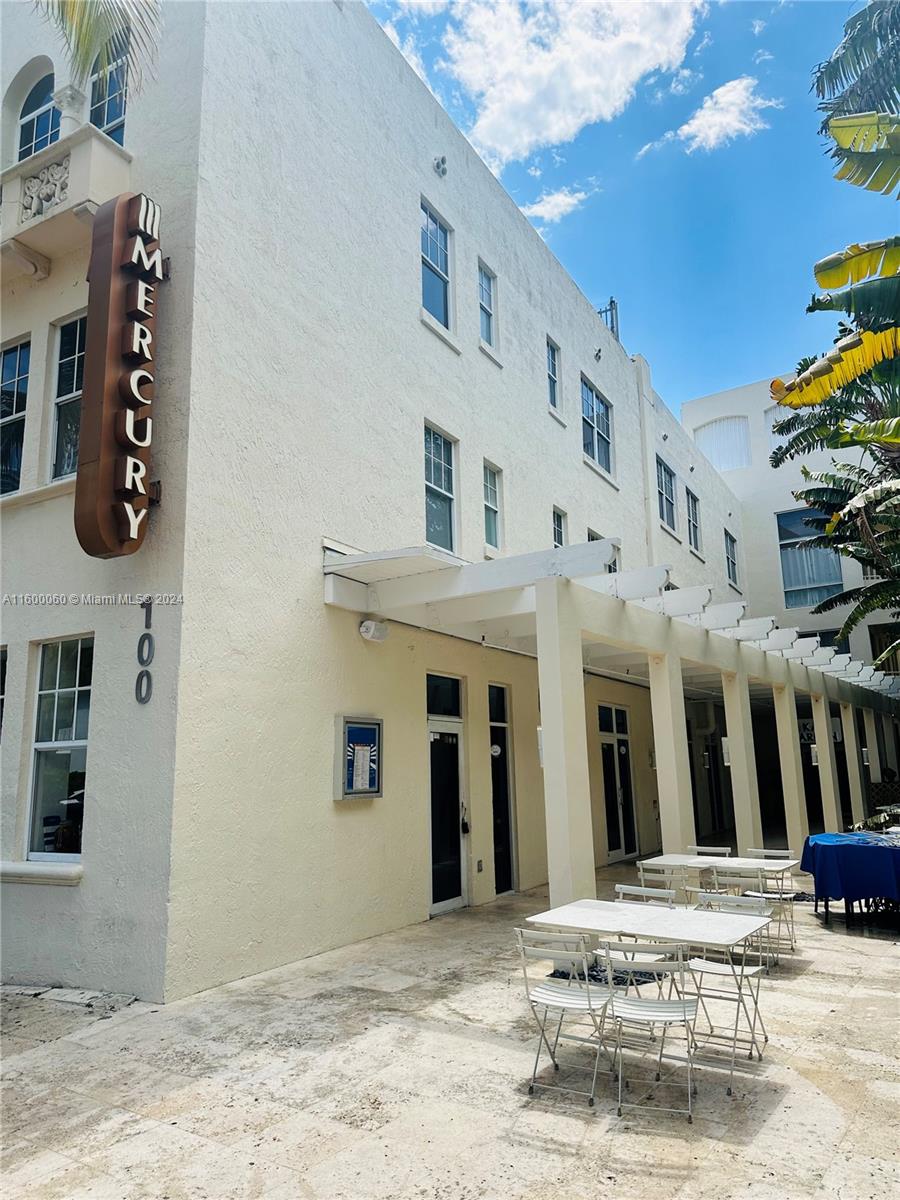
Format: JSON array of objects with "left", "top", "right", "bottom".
[
  {"left": 618, "top": 739, "right": 637, "bottom": 855},
  {"left": 430, "top": 729, "right": 462, "bottom": 906},
  {"left": 601, "top": 741, "right": 621, "bottom": 854},
  {"left": 490, "top": 725, "right": 513, "bottom": 893}
]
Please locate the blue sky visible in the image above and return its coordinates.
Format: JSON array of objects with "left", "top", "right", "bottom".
[{"left": 370, "top": 1, "right": 894, "bottom": 412}]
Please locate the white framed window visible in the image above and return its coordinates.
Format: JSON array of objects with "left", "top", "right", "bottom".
[
  {"left": 478, "top": 263, "right": 495, "bottom": 346},
  {"left": 657, "top": 457, "right": 676, "bottom": 529},
  {"left": 52, "top": 316, "right": 87, "bottom": 480},
  {"left": 1, "top": 339, "right": 30, "bottom": 495},
  {"left": 693, "top": 415, "right": 751, "bottom": 471},
  {"left": 581, "top": 377, "right": 612, "bottom": 472},
  {"left": 588, "top": 529, "right": 618, "bottom": 572},
  {"left": 725, "top": 529, "right": 738, "bottom": 586},
  {"left": 552, "top": 508, "right": 567, "bottom": 549},
  {"left": 18, "top": 73, "right": 60, "bottom": 161},
  {"left": 28, "top": 636, "right": 93, "bottom": 859},
  {"left": 777, "top": 509, "right": 842, "bottom": 609},
  {"left": 686, "top": 489, "right": 701, "bottom": 552},
  {"left": 547, "top": 339, "right": 559, "bottom": 409},
  {"left": 483, "top": 462, "right": 501, "bottom": 549},
  {"left": 421, "top": 202, "right": 450, "bottom": 329},
  {"left": 425, "top": 424, "right": 455, "bottom": 551},
  {"left": 90, "top": 37, "right": 129, "bottom": 145}
]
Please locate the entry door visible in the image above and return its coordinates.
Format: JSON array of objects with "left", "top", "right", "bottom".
[
  {"left": 429, "top": 721, "right": 466, "bottom": 914},
  {"left": 598, "top": 704, "right": 638, "bottom": 862},
  {"left": 489, "top": 684, "right": 514, "bottom": 895}
]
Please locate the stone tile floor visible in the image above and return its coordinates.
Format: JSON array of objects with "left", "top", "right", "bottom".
[{"left": 2, "top": 865, "right": 899, "bottom": 1199}]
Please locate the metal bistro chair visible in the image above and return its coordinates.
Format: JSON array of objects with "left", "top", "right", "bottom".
[
  {"left": 710, "top": 869, "right": 776, "bottom": 967},
  {"left": 638, "top": 861, "right": 688, "bottom": 902},
  {"left": 686, "top": 845, "right": 732, "bottom": 856},
  {"left": 515, "top": 928, "right": 609, "bottom": 1108},
  {"left": 599, "top": 940, "right": 699, "bottom": 1123},
  {"left": 682, "top": 846, "right": 731, "bottom": 903},
  {"left": 688, "top": 892, "right": 771, "bottom": 1093},
  {"left": 745, "top": 849, "right": 799, "bottom": 950},
  {"left": 614, "top": 883, "right": 676, "bottom": 907}
]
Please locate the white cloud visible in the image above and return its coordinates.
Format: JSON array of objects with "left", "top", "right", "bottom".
[
  {"left": 669, "top": 67, "right": 702, "bottom": 96},
  {"left": 520, "top": 186, "right": 589, "bottom": 223},
  {"left": 395, "top": 0, "right": 450, "bottom": 13},
  {"left": 384, "top": 20, "right": 434, "bottom": 91},
  {"left": 526, "top": 163, "right": 542, "bottom": 177},
  {"left": 752, "top": 19, "right": 766, "bottom": 36},
  {"left": 693, "top": 30, "right": 713, "bottom": 56},
  {"left": 439, "top": 0, "right": 706, "bottom": 167},
  {"left": 637, "top": 76, "right": 782, "bottom": 157},
  {"left": 753, "top": 48, "right": 774, "bottom": 64}
]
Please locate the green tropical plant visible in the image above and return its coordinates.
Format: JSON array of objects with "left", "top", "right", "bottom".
[{"left": 33, "top": 0, "right": 160, "bottom": 89}]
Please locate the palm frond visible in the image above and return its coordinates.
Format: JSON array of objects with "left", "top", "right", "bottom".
[
  {"left": 814, "top": 1, "right": 900, "bottom": 103},
  {"left": 808, "top": 274, "right": 900, "bottom": 323},
  {"left": 815, "top": 237, "right": 900, "bottom": 288},
  {"left": 33, "top": 0, "right": 160, "bottom": 89},
  {"left": 772, "top": 327, "right": 900, "bottom": 408}
]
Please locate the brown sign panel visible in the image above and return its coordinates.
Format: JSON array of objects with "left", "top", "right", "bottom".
[{"left": 75, "top": 192, "right": 162, "bottom": 558}]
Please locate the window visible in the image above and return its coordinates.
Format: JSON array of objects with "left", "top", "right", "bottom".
[
  {"left": 483, "top": 462, "right": 500, "bottom": 549},
  {"left": 686, "top": 489, "right": 701, "bottom": 552},
  {"left": 53, "top": 317, "right": 87, "bottom": 479},
  {"left": 29, "top": 637, "right": 93, "bottom": 857},
  {"left": 0, "top": 646, "right": 6, "bottom": 739},
  {"left": 425, "top": 425, "right": 454, "bottom": 551},
  {"left": 693, "top": 416, "right": 751, "bottom": 471},
  {"left": 90, "top": 38, "right": 128, "bottom": 145},
  {"left": 427, "top": 673, "right": 461, "bottom": 718},
  {"left": 657, "top": 457, "right": 676, "bottom": 529},
  {"left": 777, "top": 509, "right": 842, "bottom": 608},
  {"left": 421, "top": 203, "right": 450, "bottom": 328},
  {"left": 478, "top": 264, "right": 495, "bottom": 346},
  {"left": 725, "top": 529, "right": 738, "bottom": 586},
  {"left": 552, "top": 508, "right": 567, "bottom": 548},
  {"left": 1, "top": 340, "right": 30, "bottom": 494},
  {"left": 18, "top": 74, "right": 60, "bottom": 161},
  {"left": 546, "top": 339, "right": 559, "bottom": 409},
  {"left": 588, "top": 529, "right": 618, "bottom": 572},
  {"left": 814, "top": 628, "right": 851, "bottom": 655},
  {"left": 582, "top": 378, "right": 611, "bottom": 472}
]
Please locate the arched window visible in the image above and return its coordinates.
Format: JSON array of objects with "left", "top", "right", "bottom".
[
  {"left": 90, "top": 38, "right": 128, "bottom": 145},
  {"left": 693, "top": 416, "right": 752, "bottom": 471},
  {"left": 18, "top": 73, "right": 60, "bottom": 161}
]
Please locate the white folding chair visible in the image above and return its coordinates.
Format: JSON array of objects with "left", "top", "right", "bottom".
[
  {"left": 686, "top": 845, "right": 732, "bottom": 856},
  {"left": 710, "top": 869, "right": 777, "bottom": 966},
  {"left": 599, "top": 940, "right": 699, "bottom": 1122},
  {"left": 614, "top": 883, "right": 675, "bottom": 907},
  {"left": 743, "top": 867, "right": 796, "bottom": 954},
  {"left": 638, "top": 861, "right": 688, "bottom": 901},
  {"left": 515, "top": 928, "right": 609, "bottom": 1107}
]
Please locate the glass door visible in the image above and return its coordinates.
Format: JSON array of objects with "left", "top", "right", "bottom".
[{"left": 598, "top": 704, "right": 638, "bottom": 862}]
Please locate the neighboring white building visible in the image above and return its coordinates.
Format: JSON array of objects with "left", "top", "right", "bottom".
[{"left": 2, "top": 2, "right": 896, "bottom": 1002}]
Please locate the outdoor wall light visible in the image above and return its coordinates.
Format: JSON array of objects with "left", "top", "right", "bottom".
[
  {"left": 811, "top": 744, "right": 820, "bottom": 767},
  {"left": 862, "top": 747, "right": 870, "bottom": 766},
  {"left": 359, "top": 620, "right": 388, "bottom": 642},
  {"left": 721, "top": 737, "right": 731, "bottom": 767}
]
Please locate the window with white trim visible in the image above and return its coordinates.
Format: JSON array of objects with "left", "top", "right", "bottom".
[
  {"left": 777, "top": 509, "right": 842, "bottom": 608},
  {"left": 483, "top": 462, "right": 500, "bottom": 549},
  {"left": 1, "top": 340, "right": 30, "bottom": 495},
  {"left": 725, "top": 529, "right": 738, "bottom": 586},
  {"left": 90, "top": 37, "right": 129, "bottom": 145},
  {"left": 425, "top": 425, "right": 454, "bottom": 551},
  {"left": 478, "top": 264, "right": 495, "bottom": 346},
  {"left": 421, "top": 202, "right": 450, "bottom": 328},
  {"left": 29, "top": 637, "right": 93, "bottom": 857},
  {"left": 686, "top": 489, "right": 701, "bottom": 552},
  {"left": 547, "top": 339, "right": 559, "bottom": 409},
  {"left": 588, "top": 529, "right": 618, "bottom": 572},
  {"left": 657, "top": 457, "right": 676, "bottom": 529},
  {"left": 52, "top": 317, "right": 87, "bottom": 480},
  {"left": 18, "top": 74, "right": 60, "bottom": 161},
  {"left": 552, "top": 508, "right": 567, "bottom": 548},
  {"left": 582, "top": 377, "right": 611, "bottom": 472}
]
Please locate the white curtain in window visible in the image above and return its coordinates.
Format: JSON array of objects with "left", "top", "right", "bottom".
[{"left": 694, "top": 416, "right": 752, "bottom": 471}]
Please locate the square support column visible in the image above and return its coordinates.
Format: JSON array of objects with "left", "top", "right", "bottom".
[
  {"left": 647, "top": 652, "right": 696, "bottom": 852},
  {"left": 721, "top": 670, "right": 763, "bottom": 852},
  {"left": 839, "top": 703, "right": 866, "bottom": 826},
  {"left": 534, "top": 577, "right": 596, "bottom": 905},
  {"left": 773, "top": 682, "right": 808, "bottom": 853},
  {"left": 863, "top": 708, "right": 882, "bottom": 785},
  {"left": 812, "top": 693, "right": 841, "bottom": 831}
]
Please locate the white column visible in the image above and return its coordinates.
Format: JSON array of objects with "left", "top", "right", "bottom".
[
  {"left": 721, "top": 670, "right": 764, "bottom": 852},
  {"left": 647, "top": 652, "right": 696, "bottom": 852},
  {"left": 839, "top": 703, "right": 866, "bottom": 825},
  {"left": 773, "top": 682, "right": 808, "bottom": 853},
  {"left": 863, "top": 708, "right": 882, "bottom": 785},
  {"left": 534, "top": 577, "right": 596, "bottom": 905},
  {"left": 52, "top": 84, "right": 86, "bottom": 138},
  {"left": 812, "top": 693, "right": 841, "bottom": 831}
]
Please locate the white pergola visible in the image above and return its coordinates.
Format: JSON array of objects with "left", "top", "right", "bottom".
[{"left": 325, "top": 540, "right": 899, "bottom": 906}]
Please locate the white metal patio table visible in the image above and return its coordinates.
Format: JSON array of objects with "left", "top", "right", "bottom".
[{"left": 641, "top": 854, "right": 799, "bottom": 874}]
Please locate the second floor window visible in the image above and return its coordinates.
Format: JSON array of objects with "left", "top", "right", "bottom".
[
  {"left": 425, "top": 425, "right": 454, "bottom": 551},
  {"left": 588, "top": 529, "right": 618, "bottom": 572},
  {"left": 1, "top": 340, "right": 30, "bottom": 495},
  {"left": 725, "top": 529, "right": 738, "bottom": 586},
  {"left": 53, "top": 317, "right": 87, "bottom": 480},
  {"left": 686, "top": 489, "right": 701, "bottom": 552},
  {"left": 582, "top": 378, "right": 611, "bottom": 472},
  {"left": 483, "top": 462, "right": 500, "bottom": 549},
  {"left": 657, "top": 457, "right": 676, "bottom": 529},
  {"left": 553, "top": 508, "right": 567, "bottom": 548},
  {"left": 547, "top": 339, "right": 559, "bottom": 408},
  {"left": 18, "top": 74, "right": 60, "bottom": 161},
  {"left": 421, "top": 203, "right": 450, "bottom": 328},
  {"left": 90, "top": 41, "right": 128, "bottom": 145},
  {"left": 777, "top": 509, "right": 842, "bottom": 609},
  {"left": 478, "top": 265, "right": 495, "bottom": 345}
]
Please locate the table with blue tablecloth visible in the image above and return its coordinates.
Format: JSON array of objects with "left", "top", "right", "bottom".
[{"left": 801, "top": 832, "right": 900, "bottom": 920}]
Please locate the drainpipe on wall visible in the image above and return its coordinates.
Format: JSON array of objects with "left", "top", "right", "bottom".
[{"left": 632, "top": 354, "right": 657, "bottom": 569}]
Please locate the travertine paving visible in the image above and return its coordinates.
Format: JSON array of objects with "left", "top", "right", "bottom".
[{"left": 2, "top": 865, "right": 898, "bottom": 1199}]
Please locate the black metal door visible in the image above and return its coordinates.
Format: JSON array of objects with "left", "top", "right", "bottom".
[
  {"left": 490, "top": 726, "right": 512, "bottom": 893},
  {"left": 431, "top": 731, "right": 461, "bottom": 905}
]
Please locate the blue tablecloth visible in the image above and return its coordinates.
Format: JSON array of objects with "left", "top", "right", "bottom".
[{"left": 801, "top": 833, "right": 900, "bottom": 903}]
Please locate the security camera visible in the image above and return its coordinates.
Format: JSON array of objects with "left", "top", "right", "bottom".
[{"left": 359, "top": 619, "right": 388, "bottom": 642}]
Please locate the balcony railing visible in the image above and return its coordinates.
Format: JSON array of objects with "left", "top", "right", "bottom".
[{"left": 1, "top": 124, "right": 132, "bottom": 280}]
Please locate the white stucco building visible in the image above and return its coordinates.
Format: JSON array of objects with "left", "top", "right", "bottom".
[{"left": 2, "top": 1, "right": 897, "bottom": 1003}]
